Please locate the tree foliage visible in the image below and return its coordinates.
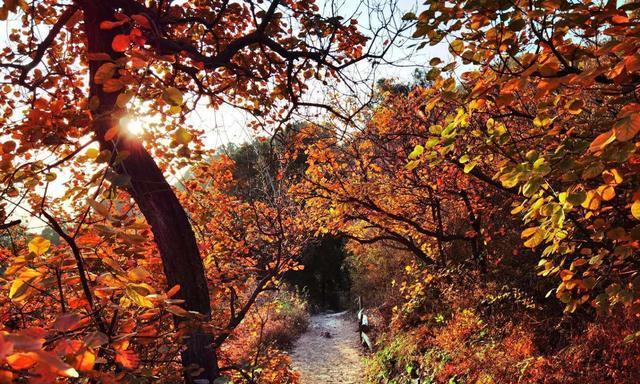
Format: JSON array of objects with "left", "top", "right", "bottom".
[{"left": 3, "top": 0, "right": 640, "bottom": 383}]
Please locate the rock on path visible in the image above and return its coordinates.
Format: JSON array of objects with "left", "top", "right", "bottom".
[{"left": 290, "top": 311, "right": 366, "bottom": 384}]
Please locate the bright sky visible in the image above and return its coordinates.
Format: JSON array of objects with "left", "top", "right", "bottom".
[
  {"left": 1, "top": 0, "right": 450, "bottom": 147},
  {"left": 189, "top": 0, "right": 452, "bottom": 148}
]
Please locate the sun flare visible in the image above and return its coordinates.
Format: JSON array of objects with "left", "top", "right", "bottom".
[{"left": 120, "top": 117, "right": 145, "bottom": 136}]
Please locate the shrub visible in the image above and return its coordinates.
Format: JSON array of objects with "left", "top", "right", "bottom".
[{"left": 261, "top": 288, "right": 310, "bottom": 349}]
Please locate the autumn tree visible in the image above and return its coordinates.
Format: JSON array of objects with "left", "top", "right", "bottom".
[
  {"left": 0, "top": 0, "right": 405, "bottom": 382},
  {"left": 291, "top": 91, "right": 494, "bottom": 272},
  {"left": 404, "top": 0, "right": 640, "bottom": 316}
]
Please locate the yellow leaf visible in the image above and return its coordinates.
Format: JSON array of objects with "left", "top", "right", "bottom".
[
  {"left": 533, "top": 115, "right": 551, "bottom": 127},
  {"left": 125, "top": 285, "right": 153, "bottom": 308},
  {"left": 523, "top": 228, "right": 545, "bottom": 248},
  {"left": 162, "top": 87, "right": 183, "bottom": 106},
  {"left": 127, "top": 266, "right": 150, "bottom": 282},
  {"left": 632, "top": 200, "right": 640, "bottom": 220},
  {"left": 565, "top": 99, "right": 584, "bottom": 115},
  {"left": 28, "top": 236, "right": 50, "bottom": 256},
  {"left": 602, "top": 168, "right": 623, "bottom": 185},
  {"left": 405, "top": 160, "right": 420, "bottom": 171},
  {"left": 9, "top": 279, "right": 30, "bottom": 302},
  {"left": 581, "top": 190, "right": 601, "bottom": 210},
  {"left": 8, "top": 268, "right": 41, "bottom": 302},
  {"left": 463, "top": 161, "right": 477, "bottom": 174},
  {"left": 174, "top": 128, "right": 192, "bottom": 145},
  {"left": 450, "top": 39, "right": 464, "bottom": 54},
  {"left": 85, "top": 148, "right": 100, "bottom": 159}
]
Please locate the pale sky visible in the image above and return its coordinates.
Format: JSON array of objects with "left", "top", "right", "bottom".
[
  {"left": 1, "top": 0, "right": 450, "bottom": 147},
  {"left": 190, "top": 0, "right": 452, "bottom": 147}
]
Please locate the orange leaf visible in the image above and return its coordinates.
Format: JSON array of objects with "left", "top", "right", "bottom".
[
  {"left": 94, "top": 62, "right": 117, "bottom": 84},
  {"left": 624, "top": 54, "right": 640, "bottom": 73},
  {"left": 611, "top": 14, "right": 629, "bottom": 24},
  {"left": 613, "top": 112, "right": 640, "bottom": 141},
  {"left": 74, "top": 350, "right": 96, "bottom": 372},
  {"left": 0, "top": 334, "right": 14, "bottom": 360},
  {"left": 6, "top": 353, "right": 37, "bottom": 370},
  {"left": 166, "top": 304, "right": 189, "bottom": 317},
  {"left": 131, "top": 14, "right": 151, "bottom": 29},
  {"left": 103, "top": 78, "right": 124, "bottom": 93},
  {"left": 0, "top": 370, "right": 13, "bottom": 384},
  {"left": 112, "top": 34, "right": 130, "bottom": 52},
  {"left": 87, "top": 52, "right": 112, "bottom": 61},
  {"left": 560, "top": 269, "right": 574, "bottom": 282},
  {"left": 115, "top": 349, "right": 139, "bottom": 370},
  {"left": 53, "top": 313, "right": 82, "bottom": 332},
  {"left": 589, "top": 130, "right": 615, "bottom": 152},
  {"left": 166, "top": 284, "right": 181, "bottom": 298},
  {"left": 100, "top": 20, "right": 127, "bottom": 30},
  {"left": 104, "top": 126, "right": 119, "bottom": 141},
  {"left": 32, "top": 350, "right": 79, "bottom": 377},
  {"left": 5, "top": 333, "right": 43, "bottom": 352}
]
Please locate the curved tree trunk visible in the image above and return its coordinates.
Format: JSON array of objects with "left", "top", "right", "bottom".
[{"left": 81, "top": 3, "right": 219, "bottom": 382}]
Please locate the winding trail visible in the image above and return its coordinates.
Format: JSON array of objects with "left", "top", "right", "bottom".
[{"left": 290, "top": 311, "right": 366, "bottom": 384}]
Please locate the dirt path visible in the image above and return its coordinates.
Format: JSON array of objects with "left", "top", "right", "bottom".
[{"left": 290, "top": 311, "right": 367, "bottom": 384}]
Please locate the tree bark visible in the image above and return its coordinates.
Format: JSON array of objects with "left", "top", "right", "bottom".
[{"left": 81, "top": 3, "right": 219, "bottom": 382}]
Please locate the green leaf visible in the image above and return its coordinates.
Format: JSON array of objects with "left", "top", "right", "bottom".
[
  {"left": 408, "top": 144, "right": 424, "bottom": 160},
  {"left": 581, "top": 162, "right": 604, "bottom": 180},
  {"left": 523, "top": 178, "right": 542, "bottom": 197},
  {"left": 425, "top": 137, "right": 440, "bottom": 148},
  {"left": 463, "top": 161, "right": 477, "bottom": 173}
]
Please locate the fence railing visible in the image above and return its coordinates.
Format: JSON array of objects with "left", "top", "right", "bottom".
[{"left": 356, "top": 296, "right": 372, "bottom": 350}]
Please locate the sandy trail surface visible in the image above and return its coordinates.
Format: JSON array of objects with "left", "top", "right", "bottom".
[{"left": 290, "top": 311, "right": 367, "bottom": 384}]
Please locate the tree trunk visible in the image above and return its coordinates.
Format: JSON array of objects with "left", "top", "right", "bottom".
[{"left": 81, "top": 3, "right": 219, "bottom": 382}]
